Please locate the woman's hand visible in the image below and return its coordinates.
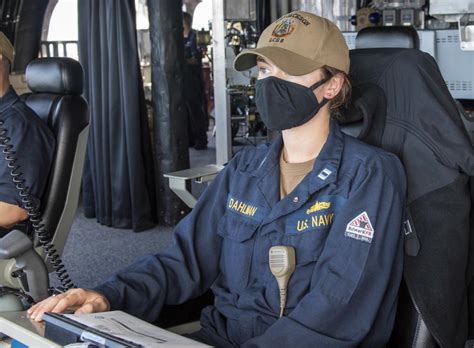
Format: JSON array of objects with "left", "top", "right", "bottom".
[{"left": 27, "top": 288, "right": 110, "bottom": 322}]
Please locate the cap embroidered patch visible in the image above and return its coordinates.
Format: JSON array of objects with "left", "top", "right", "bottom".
[
  {"left": 345, "top": 211, "right": 374, "bottom": 243},
  {"left": 271, "top": 17, "right": 295, "bottom": 38}
]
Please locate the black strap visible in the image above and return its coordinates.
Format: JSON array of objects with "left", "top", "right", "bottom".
[
  {"left": 318, "top": 97, "right": 329, "bottom": 109},
  {"left": 309, "top": 76, "right": 331, "bottom": 90}
]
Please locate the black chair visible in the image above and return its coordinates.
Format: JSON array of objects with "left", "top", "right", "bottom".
[
  {"left": 23, "top": 58, "right": 89, "bottom": 264},
  {"left": 0, "top": 58, "right": 89, "bottom": 306},
  {"left": 340, "top": 48, "right": 474, "bottom": 348}
]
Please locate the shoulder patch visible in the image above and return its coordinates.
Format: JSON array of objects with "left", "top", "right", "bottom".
[{"left": 345, "top": 211, "right": 374, "bottom": 243}]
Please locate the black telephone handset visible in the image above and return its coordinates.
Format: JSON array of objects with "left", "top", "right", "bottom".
[{"left": 0, "top": 119, "right": 74, "bottom": 304}]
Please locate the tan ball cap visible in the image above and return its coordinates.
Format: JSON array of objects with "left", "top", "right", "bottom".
[
  {"left": 234, "top": 11, "right": 349, "bottom": 75},
  {"left": 0, "top": 32, "right": 14, "bottom": 64}
]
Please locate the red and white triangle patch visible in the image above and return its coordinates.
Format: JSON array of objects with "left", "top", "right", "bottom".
[{"left": 345, "top": 211, "right": 374, "bottom": 243}]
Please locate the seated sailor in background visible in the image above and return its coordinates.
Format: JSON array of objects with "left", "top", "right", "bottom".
[
  {"left": 0, "top": 32, "right": 55, "bottom": 235},
  {"left": 29, "top": 12, "right": 406, "bottom": 347}
]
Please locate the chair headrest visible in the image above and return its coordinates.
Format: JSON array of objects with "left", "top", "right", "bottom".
[
  {"left": 25, "top": 57, "right": 83, "bottom": 95},
  {"left": 355, "top": 26, "right": 420, "bottom": 49},
  {"left": 340, "top": 83, "right": 382, "bottom": 122},
  {"left": 339, "top": 83, "right": 386, "bottom": 142}
]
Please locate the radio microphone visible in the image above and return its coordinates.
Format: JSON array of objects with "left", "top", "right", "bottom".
[{"left": 269, "top": 246, "right": 296, "bottom": 317}]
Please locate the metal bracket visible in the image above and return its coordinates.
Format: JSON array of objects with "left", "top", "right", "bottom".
[
  {"left": 459, "top": 13, "right": 474, "bottom": 51},
  {"left": 164, "top": 164, "right": 224, "bottom": 208}
]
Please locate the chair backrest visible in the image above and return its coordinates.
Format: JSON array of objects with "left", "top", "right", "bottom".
[
  {"left": 355, "top": 26, "right": 420, "bottom": 49},
  {"left": 340, "top": 48, "right": 474, "bottom": 348},
  {"left": 23, "top": 58, "right": 89, "bottom": 268},
  {"left": 339, "top": 82, "right": 386, "bottom": 146}
]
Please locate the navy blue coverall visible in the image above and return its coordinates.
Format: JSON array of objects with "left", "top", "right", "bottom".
[
  {"left": 95, "top": 121, "right": 407, "bottom": 347},
  {"left": 0, "top": 88, "right": 55, "bottom": 230}
]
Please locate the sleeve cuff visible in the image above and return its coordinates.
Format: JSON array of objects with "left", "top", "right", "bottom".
[
  {"left": 0, "top": 186, "right": 23, "bottom": 206},
  {"left": 92, "top": 283, "right": 122, "bottom": 311}
]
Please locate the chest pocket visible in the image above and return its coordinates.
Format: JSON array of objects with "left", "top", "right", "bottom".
[
  {"left": 217, "top": 212, "right": 259, "bottom": 290},
  {"left": 284, "top": 212, "right": 333, "bottom": 266},
  {"left": 263, "top": 228, "right": 329, "bottom": 313},
  {"left": 287, "top": 230, "right": 328, "bottom": 266},
  {"left": 285, "top": 229, "right": 328, "bottom": 295}
]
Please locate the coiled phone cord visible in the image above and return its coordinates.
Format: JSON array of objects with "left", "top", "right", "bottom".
[{"left": 0, "top": 120, "right": 75, "bottom": 293}]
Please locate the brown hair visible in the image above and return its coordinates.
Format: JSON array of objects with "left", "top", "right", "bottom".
[
  {"left": 320, "top": 66, "right": 352, "bottom": 122},
  {"left": 183, "top": 12, "right": 193, "bottom": 28}
]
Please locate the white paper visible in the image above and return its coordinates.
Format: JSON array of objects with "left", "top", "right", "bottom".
[{"left": 63, "top": 311, "right": 210, "bottom": 347}]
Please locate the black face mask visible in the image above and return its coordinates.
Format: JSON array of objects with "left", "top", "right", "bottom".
[{"left": 255, "top": 76, "right": 330, "bottom": 131}]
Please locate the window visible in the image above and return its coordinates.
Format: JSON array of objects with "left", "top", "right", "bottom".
[{"left": 43, "top": 0, "right": 78, "bottom": 59}]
